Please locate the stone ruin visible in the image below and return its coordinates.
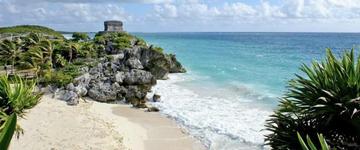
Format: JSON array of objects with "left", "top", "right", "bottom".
[{"left": 104, "top": 20, "right": 123, "bottom": 32}]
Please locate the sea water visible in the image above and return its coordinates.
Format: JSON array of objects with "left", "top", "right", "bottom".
[{"left": 132, "top": 32, "right": 360, "bottom": 150}]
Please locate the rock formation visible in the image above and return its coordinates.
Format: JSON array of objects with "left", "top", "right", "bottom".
[{"left": 57, "top": 32, "right": 186, "bottom": 108}]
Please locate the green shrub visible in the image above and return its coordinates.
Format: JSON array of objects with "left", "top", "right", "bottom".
[
  {"left": 61, "top": 64, "right": 81, "bottom": 78},
  {"left": 54, "top": 54, "right": 67, "bottom": 68},
  {"left": 72, "top": 32, "right": 89, "bottom": 42},
  {"left": 72, "top": 60, "right": 85, "bottom": 66},
  {"left": 134, "top": 37, "right": 147, "bottom": 48},
  {"left": 43, "top": 71, "right": 73, "bottom": 87},
  {"left": 94, "top": 35, "right": 106, "bottom": 45},
  {"left": 265, "top": 49, "right": 360, "bottom": 149},
  {"left": 105, "top": 55, "right": 114, "bottom": 62},
  {"left": 114, "top": 36, "right": 131, "bottom": 50},
  {"left": 151, "top": 46, "right": 164, "bottom": 53},
  {"left": 40, "top": 64, "right": 80, "bottom": 87},
  {"left": 94, "top": 32, "right": 133, "bottom": 50}
]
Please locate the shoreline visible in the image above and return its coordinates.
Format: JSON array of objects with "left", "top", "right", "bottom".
[
  {"left": 148, "top": 73, "right": 272, "bottom": 149},
  {"left": 9, "top": 94, "right": 205, "bottom": 150}
]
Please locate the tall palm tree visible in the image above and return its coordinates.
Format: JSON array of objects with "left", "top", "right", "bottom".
[
  {"left": 0, "top": 39, "right": 23, "bottom": 73},
  {"left": 65, "top": 42, "right": 80, "bottom": 63},
  {"left": 22, "top": 32, "right": 42, "bottom": 48},
  {"left": 25, "top": 47, "right": 45, "bottom": 76},
  {"left": 38, "top": 39, "right": 54, "bottom": 69}
]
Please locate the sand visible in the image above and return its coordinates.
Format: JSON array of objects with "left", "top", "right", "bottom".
[{"left": 9, "top": 94, "right": 205, "bottom": 150}]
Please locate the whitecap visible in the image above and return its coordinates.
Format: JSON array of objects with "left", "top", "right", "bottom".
[{"left": 148, "top": 74, "right": 273, "bottom": 150}]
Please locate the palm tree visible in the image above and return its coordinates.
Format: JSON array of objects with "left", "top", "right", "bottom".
[
  {"left": 22, "top": 32, "right": 42, "bottom": 48},
  {"left": 65, "top": 42, "right": 80, "bottom": 63},
  {"left": 25, "top": 47, "right": 45, "bottom": 76},
  {"left": 0, "top": 39, "right": 23, "bottom": 74},
  {"left": 38, "top": 39, "right": 54, "bottom": 69}
]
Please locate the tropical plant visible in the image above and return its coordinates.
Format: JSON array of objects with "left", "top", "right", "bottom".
[
  {"left": 0, "top": 75, "right": 42, "bottom": 117},
  {"left": 64, "top": 42, "right": 80, "bottom": 63},
  {"left": 22, "top": 32, "right": 42, "bottom": 48},
  {"left": 95, "top": 44, "right": 106, "bottom": 57},
  {"left": 265, "top": 49, "right": 360, "bottom": 149},
  {"left": 43, "top": 71, "right": 73, "bottom": 87},
  {"left": 134, "top": 37, "right": 147, "bottom": 48},
  {"left": 0, "top": 75, "right": 42, "bottom": 149},
  {"left": 54, "top": 54, "right": 66, "bottom": 68},
  {"left": 72, "top": 32, "right": 90, "bottom": 42},
  {"left": 150, "top": 46, "right": 164, "bottom": 53},
  {"left": 0, "top": 39, "right": 23, "bottom": 72},
  {"left": 80, "top": 42, "right": 97, "bottom": 58},
  {"left": 114, "top": 36, "right": 131, "bottom": 50},
  {"left": 19, "top": 47, "right": 43, "bottom": 75},
  {"left": 297, "top": 132, "right": 331, "bottom": 150},
  {"left": 38, "top": 39, "right": 54, "bottom": 69},
  {"left": 0, "top": 113, "right": 17, "bottom": 149}
]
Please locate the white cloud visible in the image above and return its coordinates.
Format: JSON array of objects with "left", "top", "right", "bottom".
[
  {"left": 148, "top": 0, "right": 360, "bottom": 23},
  {"left": 10, "top": 0, "right": 172, "bottom": 4},
  {"left": 0, "top": 0, "right": 360, "bottom": 31},
  {"left": 0, "top": 0, "right": 131, "bottom": 32},
  {"left": 154, "top": 4, "right": 177, "bottom": 18}
]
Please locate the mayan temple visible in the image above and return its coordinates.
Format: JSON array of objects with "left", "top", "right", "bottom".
[{"left": 103, "top": 20, "right": 123, "bottom": 32}]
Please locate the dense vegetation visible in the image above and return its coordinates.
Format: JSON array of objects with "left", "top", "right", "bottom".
[
  {"left": 0, "top": 25, "right": 64, "bottom": 39},
  {"left": 0, "top": 25, "right": 158, "bottom": 88},
  {"left": 265, "top": 49, "right": 360, "bottom": 149}
]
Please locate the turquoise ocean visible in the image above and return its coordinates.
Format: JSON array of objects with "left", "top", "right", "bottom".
[
  {"left": 77, "top": 32, "right": 360, "bottom": 150},
  {"left": 134, "top": 32, "right": 360, "bottom": 150}
]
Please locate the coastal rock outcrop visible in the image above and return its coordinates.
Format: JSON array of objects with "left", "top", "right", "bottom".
[
  {"left": 152, "top": 94, "right": 161, "bottom": 102},
  {"left": 60, "top": 32, "right": 186, "bottom": 107},
  {"left": 140, "top": 48, "right": 185, "bottom": 79}
]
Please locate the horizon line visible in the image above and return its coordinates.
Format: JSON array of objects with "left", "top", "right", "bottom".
[{"left": 59, "top": 31, "right": 360, "bottom": 34}]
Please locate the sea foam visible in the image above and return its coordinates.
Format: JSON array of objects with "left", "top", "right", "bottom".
[{"left": 148, "top": 74, "right": 272, "bottom": 150}]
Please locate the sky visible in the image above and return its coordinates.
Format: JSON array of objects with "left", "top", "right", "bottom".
[{"left": 0, "top": 0, "right": 360, "bottom": 32}]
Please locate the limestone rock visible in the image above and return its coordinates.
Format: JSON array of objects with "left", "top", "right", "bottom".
[
  {"left": 147, "top": 107, "right": 160, "bottom": 112},
  {"left": 152, "top": 94, "right": 161, "bottom": 102},
  {"left": 75, "top": 85, "right": 88, "bottom": 97},
  {"left": 66, "top": 83, "right": 75, "bottom": 91},
  {"left": 167, "top": 54, "right": 186, "bottom": 73},
  {"left": 88, "top": 82, "right": 117, "bottom": 102},
  {"left": 126, "top": 57, "right": 143, "bottom": 69},
  {"left": 124, "top": 69, "right": 155, "bottom": 85},
  {"left": 113, "top": 72, "right": 125, "bottom": 83},
  {"left": 60, "top": 90, "right": 79, "bottom": 105}
]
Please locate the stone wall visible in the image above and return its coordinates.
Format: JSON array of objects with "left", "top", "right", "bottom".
[{"left": 104, "top": 21, "right": 123, "bottom": 32}]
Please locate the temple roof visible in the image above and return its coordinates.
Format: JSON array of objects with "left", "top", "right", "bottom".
[{"left": 104, "top": 20, "right": 123, "bottom": 26}]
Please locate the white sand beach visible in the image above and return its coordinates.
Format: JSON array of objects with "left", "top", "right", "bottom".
[{"left": 9, "top": 94, "right": 204, "bottom": 150}]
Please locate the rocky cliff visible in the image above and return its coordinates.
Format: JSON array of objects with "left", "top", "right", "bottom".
[{"left": 56, "top": 32, "right": 185, "bottom": 108}]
